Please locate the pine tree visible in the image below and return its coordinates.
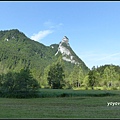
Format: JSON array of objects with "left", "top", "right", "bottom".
[
  {"left": 47, "top": 61, "right": 65, "bottom": 89},
  {"left": 88, "top": 66, "right": 99, "bottom": 89}
]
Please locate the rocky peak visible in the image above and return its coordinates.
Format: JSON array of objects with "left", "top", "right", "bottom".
[
  {"left": 55, "top": 36, "right": 79, "bottom": 65},
  {"left": 62, "top": 36, "right": 68, "bottom": 41},
  {"left": 59, "top": 36, "right": 69, "bottom": 47}
]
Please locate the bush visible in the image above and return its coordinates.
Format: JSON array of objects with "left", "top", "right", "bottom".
[{"left": 0, "top": 68, "right": 40, "bottom": 98}]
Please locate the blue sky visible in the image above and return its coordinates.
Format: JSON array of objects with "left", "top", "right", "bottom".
[{"left": 0, "top": 1, "right": 120, "bottom": 69}]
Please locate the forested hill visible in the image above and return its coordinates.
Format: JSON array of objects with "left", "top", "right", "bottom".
[
  {"left": 0, "top": 29, "right": 57, "bottom": 73},
  {"left": 0, "top": 29, "right": 89, "bottom": 86},
  {"left": 95, "top": 64, "right": 120, "bottom": 76}
]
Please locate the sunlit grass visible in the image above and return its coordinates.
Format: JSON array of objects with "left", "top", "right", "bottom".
[{"left": 0, "top": 96, "right": 120, "bottom": 118}]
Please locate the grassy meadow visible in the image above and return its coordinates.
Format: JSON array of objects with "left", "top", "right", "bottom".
[{"left": 0, "top": 89, "right": 120, "bottom": 118}]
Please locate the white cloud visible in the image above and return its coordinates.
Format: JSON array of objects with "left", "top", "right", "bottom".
[
  {"left": 30, "top": 21, "right": 63, "bottom": 42},
  {"left": 30, "top": 30, "right": 53, "bottom": 42}
]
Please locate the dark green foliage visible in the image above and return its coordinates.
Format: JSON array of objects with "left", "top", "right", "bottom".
[
  {"left": 14, "top": 68, "right": 40, "bottom": 92},
  {"left": 50, "top": 44, "right": 59, "bottom": 54},
  {"left": 96, "top": 64, "right": 120, "bottom": 76},
  {"left": 0, "top": 68, "right": 40, "bottom": 98},
  {"left": 0, "top": 29, "right": 89, "bottom": 88},
  {"left": 86, "top": 64, "right": 120, "bottom": 90},
  {"left": 88, "top": 66, "right": 99, "bottom": 89},
  {"left": 47, "top": 62, "right": 65, "bottom": 89},
  {"left": 0, "top": 29, "right": 58, "bottom": 81},
  {"left": 88, "top": 70, "right": 96, "bottom": 89}
]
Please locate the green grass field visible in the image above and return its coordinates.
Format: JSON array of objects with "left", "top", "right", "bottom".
[
  {"left": 38, "top": 88, "right": 120, "bottom": 97},
  {"left": 0, "top": 89, "right": 120, "bottom": 118}
]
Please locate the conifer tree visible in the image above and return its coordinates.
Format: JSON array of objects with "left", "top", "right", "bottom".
[
  {"left": 88, "top": 66, "right": 99, "bottom": 89},
  {"left": 47, "top": 59, "right": 65, "bottom": 89}
]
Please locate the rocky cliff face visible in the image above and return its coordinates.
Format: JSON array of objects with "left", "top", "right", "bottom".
[{"left": 55, "top": 36, "right": 80, "bottom": 65}]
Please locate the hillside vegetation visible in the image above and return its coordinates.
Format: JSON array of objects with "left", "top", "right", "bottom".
[
  {"left": 0, "top": 29, "right": 120, "bottom": 91},
  {"left": 0, "top": 29, "right": 89, "bottom": 89}
]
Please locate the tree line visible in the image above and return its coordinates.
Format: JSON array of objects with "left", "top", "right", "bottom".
[
  {"left": 0, "top": 58, "right": 120, "bottom": 98},
  {"left": 87, "top": 65, "right": 120, "bottom": 90},
  {"left": 42, "top": 59, "right": 120, "bottom": 90}
]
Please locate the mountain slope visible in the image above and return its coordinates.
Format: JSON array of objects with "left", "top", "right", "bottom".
[
  {"left": 0, "top": 29, "right": 89, "bottom": 84},
  {"left": 50, "top": 36, "right": 89, "bottom": 72}
]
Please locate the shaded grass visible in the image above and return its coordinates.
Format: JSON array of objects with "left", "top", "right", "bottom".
[
  {"left": 1, "top": 89, "right": 120, "bottom": 98},
  {"left": 38, "top": 89, "right": 120, "bottom": 98},
  {"left": 0, "top": 96, "right": 120, "bottom": 118}
]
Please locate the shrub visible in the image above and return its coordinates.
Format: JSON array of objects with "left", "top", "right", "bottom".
[{"left": 0, "top": 68, "right": 40, "bottom": 98}]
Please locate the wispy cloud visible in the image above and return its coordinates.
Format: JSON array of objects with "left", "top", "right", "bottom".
[
  {"left": 95, "top": 52, "right": 120, "bottom": 61},
  {"left": 30, "top": 30, "right": 53, "bottom": 42},
  {"left": 80, "top": 52, "right": 120, "bottom": 62},
  {"left": 44, "top": 21, "right": 63, "bottom": 29},
  {"left": 30, "top": 21, "right": 63, "bottom": 42},
  {"left": 79, "top": 51, "right": 120, "bottom": 69}
]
